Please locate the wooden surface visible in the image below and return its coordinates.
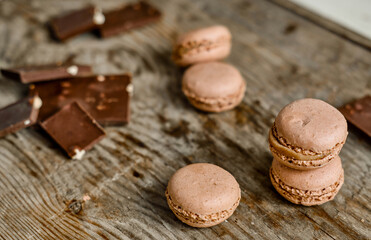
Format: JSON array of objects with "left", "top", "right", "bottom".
[{"left": 0, "top": 0, "right": 370, "bottom": 239}]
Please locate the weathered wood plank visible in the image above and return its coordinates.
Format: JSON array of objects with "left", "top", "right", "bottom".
[{"left": 0, "top": 0, "right": 370, "bottom": 239}]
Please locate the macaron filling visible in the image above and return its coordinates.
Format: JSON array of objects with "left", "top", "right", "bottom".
[
  {"left": 166, "top": 189, "right": 240, "bottom": 226},
  {"left": 270, "top": 167, "right": 344, "bottom": 205},
  {"left": 269, "top": 124, "right": 344, "bottom": 168},
  {"left": 183, "top": 81, "right": 246, "bottom": 112}
]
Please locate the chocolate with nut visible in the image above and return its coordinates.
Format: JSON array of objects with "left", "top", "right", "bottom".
[
  {"left": 339, "top": 95, "right": 371, "bottom": 137},
  {"left": 0, "top": 95, "right": 42, "bottom": 138},
  {"left": 99, "top": 1, "right": 161, "bottom": 38},
  {"left": 1, "top": 64, "right": 92, "bottom": 84},
  {"left": 30, "top": 74, "right": 133, "bottom": 125},
  {"left": 40, "top": 102, "right": 105, "bottom": 159},
  {"left": 50, "top": 6, "right": 106, "bottom": 41}
]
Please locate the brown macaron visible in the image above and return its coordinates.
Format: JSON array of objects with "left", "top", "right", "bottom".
[
  {"left": 269, "top": 98, "right": 347, "bottom": 170},
  {"left": 270, "top": 156, "right": 344, "bottom": 206},
  {"left": 182, "top": 62, "right": 246, "bottom": 112},
  {"left": 172, "top": 25, "right": 232, "bottom": 66},
  {"left": 166, "top": 163, "right": 241, "bottom": 228}
]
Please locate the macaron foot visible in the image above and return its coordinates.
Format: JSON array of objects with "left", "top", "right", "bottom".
[{"left": 166, "top": 190, "right": 240, "bottom": 228}]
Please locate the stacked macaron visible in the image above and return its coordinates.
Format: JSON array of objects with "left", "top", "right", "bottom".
[
  {"left": 172, "top": 25, "right": 246, "bottom": 112},
  {"left": 268, "top": 98, "right": 347, "bottom": 206}
]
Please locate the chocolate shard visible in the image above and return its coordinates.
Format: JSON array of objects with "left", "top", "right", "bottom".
[
  {"left": 339, "top": 95, "right": 371, "bottom": 137},
  {"left": 1, "top": 64, "right": 93, "bottom": 84},
  {"left": 99, "top": 1, "right": 161, "bottom": 38},
  {"left": 50, "top": 6, "right": 106, "bottom": 41},
  {"left": 0, "top": 95, "right": 43, "bottom": 138},
  {"left": 30, "top": 74, "right": 133, "bottom": 125},
  {"left": 40, "top": 102, "right": 105, "bottom": 159}
]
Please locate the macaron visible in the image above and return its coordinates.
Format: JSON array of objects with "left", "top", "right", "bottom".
[
  {"left": 182, "top": 61, "right": 246, "bottom": 112},
  {"left": 172, "top": 25, "right": 232, "bottom": 66},
  {"left": 269, "top": 98, "right": 347, "bottom": 170},
  {"left": 165, "top": 163, "right": 241, "bottom": 228},
  {"left": 270, "top": 156, "right": 344, "bottom": 206}
]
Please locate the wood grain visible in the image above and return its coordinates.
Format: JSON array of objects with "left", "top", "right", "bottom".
[{"left": 0, "top": 0, "right": 370, "bottom": 239}]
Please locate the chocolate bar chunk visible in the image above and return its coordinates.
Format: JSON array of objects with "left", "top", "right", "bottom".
[
  {"left": 0, "top": 95, "right": 42, "bottom": 138},
  {"left": 99, "top": 1, "right": 161, "bottom": 38},
  {"left": 50, "top": 6, "right": 105, "bottom": 41},
  {"left": 30, "top": 74, "right": 133, "bottom": 125},
  {"left": 40, "top": 102, "right": 105, "bottom": 159},
  {"left": 339, "top": 95, "right": 371, "bottom": 137},
  {"left": 1, "top": 64, "right": 92, "bottom": 84}
]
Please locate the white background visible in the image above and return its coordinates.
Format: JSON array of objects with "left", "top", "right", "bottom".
[{"left": 290, "top": 0, "right": 371, "bottom": 39}]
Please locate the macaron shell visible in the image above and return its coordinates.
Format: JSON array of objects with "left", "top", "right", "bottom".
[
  {"left": 167, "top": 163, "right": 240, "bottom": 216},
  {"left": 174, "top": 44, "right": 231, "bottom": 66},
  {"left": 176, "top": 25, "right": 231, "bottom": 45},
  {"left": 182, "top": 62, "right": 244, "bottom": 99},
  {"left": 173, "top": 25, "right": 231, "bottom": 66},
  {"left": 271, "top": 156, "right": 343, "bottom": 191},
  {"left": 186, "top": 80, "right": 245, "bottom": 112},
  {"left": 270, "top": 156, "right": 344, "bottom": 205},
  {"left": 275, "top": 98, "right": 347, "bottom": 152},
  {"left": 270, "top": 168, "right": 343, "bottom": 206}
]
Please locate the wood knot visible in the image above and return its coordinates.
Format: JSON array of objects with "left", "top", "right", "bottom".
[
  {"left": 132, "top": 170, "right": 143, "bottom": 178},
  {"left": 283, "top": 23, "right": 298, "bottom": 35},
  {"left": 66, "top": 200, "right": 82, "bottom": 215},
  {"left": 163, "top": 120, "right": 190, "bottom": 138}
]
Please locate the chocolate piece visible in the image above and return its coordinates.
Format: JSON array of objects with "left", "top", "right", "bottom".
[
  {"left": 40, "top": 102, "right": 105, "bottom": 159},
  {"left": 1, "top": 64, "right": 93, "bottom": 84},
  {"left": 50, "top": 6, "right": 105, "bottom": 41},
  {"left": 0, "top": 95, "right": 42, "bottom": 138},
  {"left": 339, "top": 95, "right": 371, "bottom": 137},
  {"left": 30, "top": 74, "right": 132, "bottom": 125},
  {"left": 99, "top": 1, "right": 161, "bottom": 38}
]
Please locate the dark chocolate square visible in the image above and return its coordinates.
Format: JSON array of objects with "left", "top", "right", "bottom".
[
  {"left": 339, "top": 95, "right": 371, "bottom": 137},
  {"left": 99, "top": 1, "right": 161, "bottom": 38},
  {"left": 50, "top": 6, "right": 105, "bottom": 41},
  {"left": 0, "top": 95, "right": 42, "bottom": 138},
  {"left": 1, "top": 64, "right": 92, "bottom": 84},
  {"left": 40, "top": 102, "right": 105, "bottom": 159}
]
